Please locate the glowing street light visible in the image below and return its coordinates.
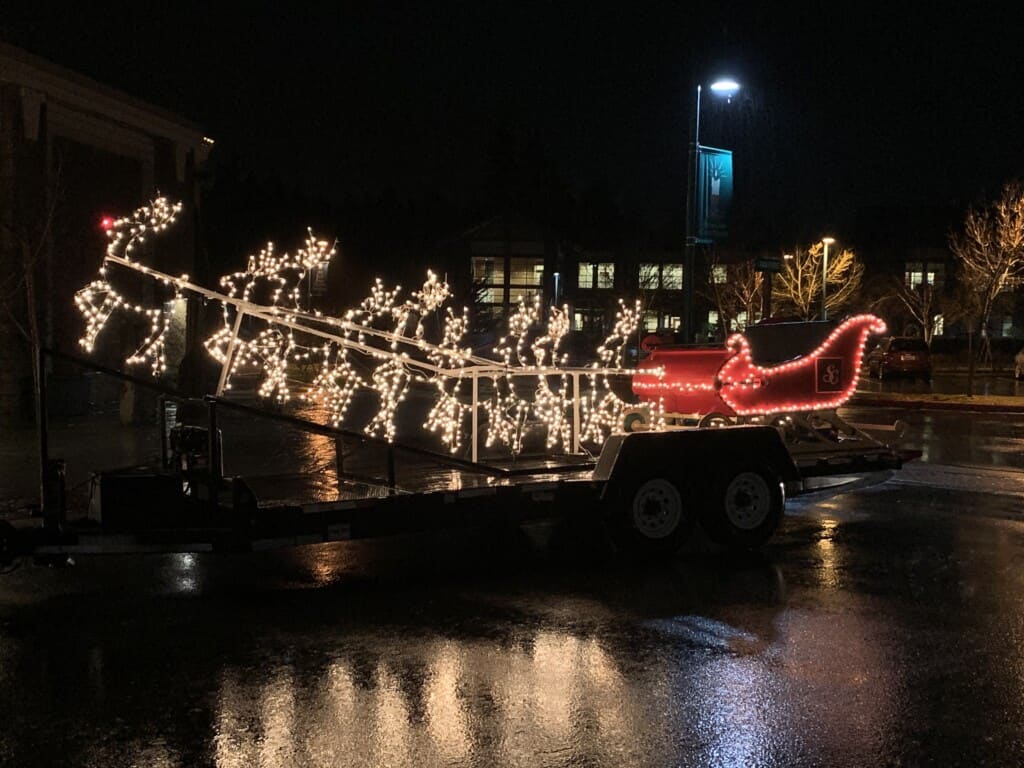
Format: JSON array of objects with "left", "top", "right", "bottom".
[
  {"left": 821, "top": 237, "right": 836, "bottom": 321},
  {"left": 709, "top": 79, "right": 741, "bottom": 99},
  {"left": 684, "top": 77, "right": 741, "bottom": 342}
]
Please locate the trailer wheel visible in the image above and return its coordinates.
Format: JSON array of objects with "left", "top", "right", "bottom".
[
  {"left": 610, "top": 476, "right": 695, "bottom": 555},
  {"left": 701, "top": 465, "right": 784, "bottom": 550},
  {"left": 699, "top": 412, "right": 732, "bottom": 429},
  {"left": 622, "top": 408, "right": 649, "bottom": 433}
]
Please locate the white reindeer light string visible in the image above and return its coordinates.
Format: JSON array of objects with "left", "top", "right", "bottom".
[
  {"left": 579, "top": 300, "right": 665, "bottom": 443},
  {"left": 74, "top": 198, "right": 185, "bottom": 375},
  {"left": 75, "top": 198, "right": 644, "bottom": 457}
]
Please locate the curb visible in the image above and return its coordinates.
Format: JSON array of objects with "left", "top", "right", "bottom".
[{"left": 849, "top": 395, "right": 1024, "bottom": 413}]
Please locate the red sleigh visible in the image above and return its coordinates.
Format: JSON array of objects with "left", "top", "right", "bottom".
[{"left": 632, "top": 314, "right": 887, "bottom": 418}]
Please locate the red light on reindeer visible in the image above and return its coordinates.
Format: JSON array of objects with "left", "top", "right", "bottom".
[{"left": 99, "top": 216, "right": 116, "bottom": 231}]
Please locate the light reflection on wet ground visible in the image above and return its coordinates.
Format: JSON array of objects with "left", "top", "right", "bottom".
[
  {"left": 842, "top": 405, "right": 1024, "bottom": 471},
  {"left": 2, "top": 377, "right": 1024, "bottom": 765},
  {"left": 2, "top": 475, "right": 1024, "bottom": 766}
]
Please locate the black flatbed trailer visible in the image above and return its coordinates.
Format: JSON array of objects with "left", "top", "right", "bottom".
[
  {"left": 0, "top": 349, "right": 914, "bottom": 567},
  {"left": 2, "top": 420, "right": 911, "bottom": 565}
]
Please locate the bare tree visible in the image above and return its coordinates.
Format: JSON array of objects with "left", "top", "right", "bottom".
[
  {"left": 704, "top": 257, "right": 762, "bottom": 336},
  {"left": 949, "top": 181, "right": 1024, "bottom": 363},
  {"left": 869, "top": 276, "right": 943, "bottom": 345},
  {"left": 0, "top": 152, "right": 63, "bottom": 513},
  {"left": 0, "top": 157, "right": 62, "bottom": 418},
  {"left": 771, "top": 242, "right": 864, "bottom": 320}
]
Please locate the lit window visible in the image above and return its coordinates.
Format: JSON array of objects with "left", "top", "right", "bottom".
[
  {"left": 578, "top": 262, "right": 594, "bottom": 289},
  {"left": 639, "top": 263, "right": 660, "bottom": 289},
  {"left": 905, "top": 261, "right": 945, "bottom": 290},
  {"left": 933, "top": 314, "right": 944, "bottom": 336},
  {"left": 580, "top": 261, "right": 615, "bottom": 290},
  {"left": 509, "top": 257, "right": 543, "bottom": 286},
  {"left": 664, "top": 315, "right": 681, "bottom": 330},
  {"left": 708, "top": 310, "right": 720, "bottom": 326},
  {"left": 573, "top": 311, "right": 584, "bottom": 331},
  {"left": 508, "top": 286, "right": 541, "bottom": 305},
  {"left": 712, "top": 265, "right": 728, "bottom": 284},
  {"left": 731, "top": 311, "right": 747, "bottom": 331},
  {"left": 477, "top": 286, "right": 505, "bottom": 304},
  {"left": 472, "top": 256, "right": 505, "bottom": 306},
  {"left": 638, "top": 263, "right": 683, "bottom": 290},
  {"left": 472, "top": 256, "right": 504, "bottom": 285},
  {"left": 662, "top": 264, "right": 683, "bottom": 290},
  {"left": 642, "top": 310, "right": 659, "bottom": 332}
]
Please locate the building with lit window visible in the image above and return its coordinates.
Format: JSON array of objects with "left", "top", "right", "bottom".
[
  {"left": 444, "top": 211, "right": 695, "bottom": 344},
  {"left": 441, "top": 210, "right": 561, "bottom": 333}
]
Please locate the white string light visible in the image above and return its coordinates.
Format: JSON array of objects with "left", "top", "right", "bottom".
[
  {"left": 74, "top": 198, "right": 184, "bottom": 375},
  {"left": 76, "top": 198, "right": 662, "bottom": 458}
]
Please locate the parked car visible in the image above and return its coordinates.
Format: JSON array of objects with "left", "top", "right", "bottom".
[
  {"left": 1015, "top": 346, "right": 1024, "bottom": 380},
  {"left": 865, "top": 336, "right": 932, "bottom": 381}
]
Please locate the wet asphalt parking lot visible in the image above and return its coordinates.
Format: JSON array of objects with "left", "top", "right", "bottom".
[{"left": 1, "top": 401, "right": 1023, "bottom": 766}]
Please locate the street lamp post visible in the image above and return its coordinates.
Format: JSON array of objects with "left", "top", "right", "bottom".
[
  {"left": 821, "top": 236, "right": 835, "bottom": 321},
  {"left": 763, "top": 252, "right": 794, "bottom": 320},
  {"left": 683, "top": 78, "right": 739, "bottom": 343}
]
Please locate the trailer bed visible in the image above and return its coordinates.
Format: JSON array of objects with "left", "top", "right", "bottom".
[{"left": 3, "top": 358, "right": 914, "bottom": 564}]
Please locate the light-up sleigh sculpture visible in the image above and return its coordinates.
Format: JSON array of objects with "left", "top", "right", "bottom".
[
  {"left": 632, "top": 315, "right": 887, "bottom": 424},
  {"left": 75, "top": 198, "right": 650, "bottom": 462}
]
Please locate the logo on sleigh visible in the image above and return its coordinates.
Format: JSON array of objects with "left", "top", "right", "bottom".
[{"left": 815, "top": 357, "right": 843, "bottom": 393}]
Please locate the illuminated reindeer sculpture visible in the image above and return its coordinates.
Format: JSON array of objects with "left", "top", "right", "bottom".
[{"left": 75, "top": 198, "right": 643, "bottom": 459}]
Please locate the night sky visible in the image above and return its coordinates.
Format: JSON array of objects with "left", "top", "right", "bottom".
[{"left": 4, "top": 1, "right": 1023, "bottom": 248}]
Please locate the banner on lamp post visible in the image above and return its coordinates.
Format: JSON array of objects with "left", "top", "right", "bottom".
[{"left": 695, "top": 146, "right": 733, "bottom": 243}]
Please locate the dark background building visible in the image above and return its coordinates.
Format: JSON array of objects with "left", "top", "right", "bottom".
[{"left": 0, "top": 42, "right": 210, "bottom": 421}]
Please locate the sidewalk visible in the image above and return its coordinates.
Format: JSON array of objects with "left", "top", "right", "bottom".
[
  {"left": 853, "top": 368, "right": 1024, "bottom": 412},
  {"left": 849, "top": 392, "right": 1024, "bottom": 413}
]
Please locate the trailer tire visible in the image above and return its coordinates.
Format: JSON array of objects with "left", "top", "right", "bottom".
[
  {"left": 622, "top": 408, "right": 649, "bottom": 433},
  {"left": 699, "top": 412, "right": 732, "bottom": 429},
  {"left": 610, "top": 475, "right": 695, "bottom": 556},
  {"left": 701, "top": 465, "right": 784, "bottom": 550}
]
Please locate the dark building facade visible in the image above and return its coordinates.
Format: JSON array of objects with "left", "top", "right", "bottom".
[
  {"left": 443, "top": 210, "right": 693, "bottom": 346},
  {"left": 0, "top": 43, "right": 210, "bottom": 421}
]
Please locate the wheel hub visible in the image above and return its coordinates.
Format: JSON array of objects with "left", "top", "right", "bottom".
[
  {"left": 724, "top": 472, "right": 771, "bottom": 530},
  {"left": 632, "top": 479, "right": 683, "bottom": 539}
]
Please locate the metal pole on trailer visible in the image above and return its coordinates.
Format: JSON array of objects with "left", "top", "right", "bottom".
[
  {"left": 572, "top": 372, "right": 581, "bottom": 454},
  {"left": 216, "top": 310, "right": 246, "bottom": 396},
  {"left": 471, "top": 374, "right": 479, "bottom": 464},
  {"left": 159, "top": 395, "right": 168, "bottom": 469},
  {"left": 206, "top": 397, "right": 222, "bottom": 508}
]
